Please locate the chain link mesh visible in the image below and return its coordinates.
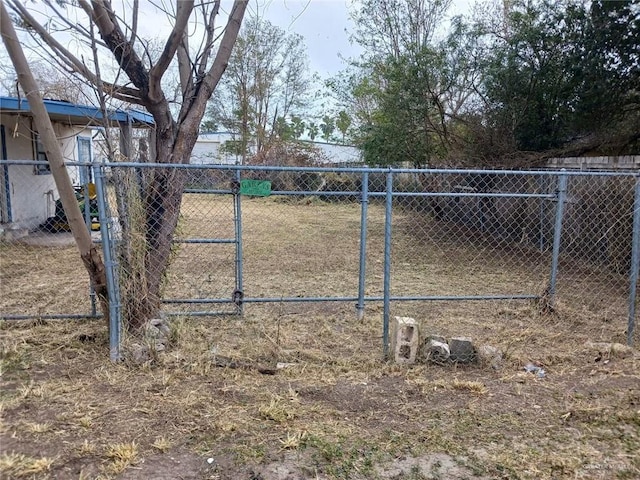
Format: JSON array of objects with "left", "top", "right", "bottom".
[
  {"left": 1, "top": 160, "right": 637, "bottom": 349},
  {"left": 557, "top": 174, "right": 636, "bottom": 320},
  {"left": 0, "top": 162, "right": 99, "bottom": 318}
]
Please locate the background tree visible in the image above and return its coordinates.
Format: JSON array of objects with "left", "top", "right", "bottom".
[
  {"left": 350, "top": 0, "right": 452, "bottom": 60},
  {"left": 0, "top": 60, "right": 91, "bottom": 104},
  {"left": 319, "top": 115, "right": 335, "bottom": 142},
  {"left": 340, "top": 0, "right": 467, "bottom": 166},
  {"left": 336, "top": 110, "right": 352, "bottom": 143},
  {"left": 5, "top": 0, "right": 248, "bottom": 331},
  {"left": 340, "top": 0, "right": 639, "bottom": 167},
  {"left": 307, "top": 121, "right": 319, "bottom": 141},
  {"left": 475, "top": 0, "right": 639, "bottom": 157},
  {"left": 205, "top": 14, "right": 312, "bottom": 162}
]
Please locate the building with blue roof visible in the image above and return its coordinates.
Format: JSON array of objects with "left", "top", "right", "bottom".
[{"left": 0, "top": 96, "right": 154, "bottom": 236}]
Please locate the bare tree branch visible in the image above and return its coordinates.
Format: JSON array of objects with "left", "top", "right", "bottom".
[
  {"left": 7, "top": 0, "right": 144, "bottom": 105},
  {"left": 43, "top": 0, "right": 104, "bottom": 47},
  {"left": 149, "top": 0, "right": 194, "bottom": 90},
  {"left": 180, "top": 0, "right": 248, "bottom": 132},
  {"left": 176, "top": 0, "right": 193, "bottom": 102},
  {"left": 196, "top": 0, "right": 221, "bottom": 80},
  {"left": 82, "top": 0, "right": 151, "bottom": 97},
  {"left": 130, "top": 0, "right": 139, "bottom": 47},
  {"left": 8, "top": 1, "right": 101, "bottom": 85}
]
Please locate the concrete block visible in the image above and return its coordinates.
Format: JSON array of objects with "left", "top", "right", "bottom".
[
  {"left": 391, "top": 316, "right": 419, "bottom": 364},
  {"left": 424, "top": 339, "right": 450, "bottom": 364},
  {"left": 449, "top": 336, "right": 476, "bottom": 363}
]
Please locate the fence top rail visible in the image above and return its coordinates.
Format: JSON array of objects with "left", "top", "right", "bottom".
[{"left": 2, "top": 159, "right": 638, "bottom": 178}]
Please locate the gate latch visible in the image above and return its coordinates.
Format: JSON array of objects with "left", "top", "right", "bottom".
[{"left": 232, "top": 289, "right": 244, "bottom": 307}]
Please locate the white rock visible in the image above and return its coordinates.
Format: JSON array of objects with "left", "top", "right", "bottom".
[
  {"left": 424, "top": 339, "right": 450, "bottom": 364},
  {"left": 476, "top": 345, "right": 503, "bottom": 369}
]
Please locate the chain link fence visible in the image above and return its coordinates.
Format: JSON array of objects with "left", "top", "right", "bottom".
[
  {"left": 0, "top": 160, "right": 100, "bottom": 319},
  {"left": 1, "top": 160, "right": 638, "bottom": 358}
]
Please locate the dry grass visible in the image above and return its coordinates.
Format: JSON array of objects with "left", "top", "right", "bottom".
[
  {"left": 1, "top": 194, "right": 639, "bottom": 479},
  {"left": 0, "top": 452, "right": 56, "bottom": 478}
]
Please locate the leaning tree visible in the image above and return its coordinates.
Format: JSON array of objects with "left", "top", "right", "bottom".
[{"left": 4, "top": 0, "right": 248, "bottom": 331}]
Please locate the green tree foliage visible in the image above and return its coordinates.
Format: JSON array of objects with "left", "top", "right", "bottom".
[
  {"left": 338, "top": 0, "right": 468, "bottom": 167},
  {"left": 307, "top": 122, "right": 319, "bottom": 141},
  {"left": 336, "top": 110, "right": 352, "bottom": 142},
  {"left": 320, "top": 115, "right": 336, "bottom": 142},
  {"left": 339, "top": 0, "right": 639, "bottom": 166},
  {"left": 479, "top": 0, "right": 639, "bottom": 154},
  {"left": 358, "top": 49, "right": 452, "bottom": 167}
]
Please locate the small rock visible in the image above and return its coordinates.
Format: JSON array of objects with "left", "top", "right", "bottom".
[
  {"left": 146, "top": 325, "right": 161, "bottom": 338},
  {"left": 476, "top": 345, "right": 503, "bottom": 369},
  {"left": 150, "top": 318, "right": 172, "bottom": 338},
  {"left": 276, "top": 362, "right": 297, "bottom": 369},
  {"left": 449, "top": 337, "right": 476, "bottom": 363},
  {"left": 585, "top": 341, "right": 633, "bottom": 359},
  {"left": 129, "top": 342, "right": 151, "bottom": 364}
]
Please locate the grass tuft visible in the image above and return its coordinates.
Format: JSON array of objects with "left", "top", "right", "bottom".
[
  {"left": 0, "top": 453, "right": 55, "bottom": 478},
  {"left": 103, "top": 441, "right": 138, "bottom": 475}
]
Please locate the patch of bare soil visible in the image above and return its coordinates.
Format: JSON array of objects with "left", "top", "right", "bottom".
[{"left": 1, "top": 306, "right": 639, "bottom": 479}]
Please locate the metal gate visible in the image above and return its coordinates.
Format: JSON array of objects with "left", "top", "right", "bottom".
[{"left": 162, "top": 169, "right": 243, "bottom": 316}]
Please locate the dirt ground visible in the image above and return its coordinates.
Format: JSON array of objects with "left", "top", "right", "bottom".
[{"left": 1, "top": 195, "right": 639, "bottom": 479}]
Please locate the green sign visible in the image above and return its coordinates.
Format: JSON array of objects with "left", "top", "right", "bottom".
[{"left": 240, "top": 179, "right": 271, "bottom": 197}]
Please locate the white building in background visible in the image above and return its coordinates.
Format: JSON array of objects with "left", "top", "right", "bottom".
[
  {"left": 309, "top": 140, "right": 362, "bottom": 166},
  {"left": 192, "top": 132, "right": 362, "bottom": 166},
  {"left": 191, "top": 132, "right": 239, "bottom": 165}
]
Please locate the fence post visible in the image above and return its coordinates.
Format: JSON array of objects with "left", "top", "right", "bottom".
[
  {"left": 93, "top": 162, "right": 121, "bottom": 362},
  {"left": 628, "top": 174, "right": 640, "bottom": 346},
  {"left": 233, "top": 167, "right": 244, "bottom": 315},
  {"left": 548, "top": 169, "right": 568, "bottom": 308},
  {"left": 382, "top": 169, "right": 393, "bottom": 359},
  {"left": 356, "top": 171, "right": 369, "bottom": 321}
]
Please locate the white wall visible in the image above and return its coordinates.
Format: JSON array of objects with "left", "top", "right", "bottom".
[
  {"left": 1, "top": 112, "right": 92, "bottom": 229},
  {"left": 548, "top": 156, "right": 640, "bottom": 170},
  {"left": 191, "top": 132, "right": 238, "bottom": 165},
  {"left": 191, "top": 133, "right": 361, "bottom": 166}
]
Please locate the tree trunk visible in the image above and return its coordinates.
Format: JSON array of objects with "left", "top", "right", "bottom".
[
  {"left": 0, "top": 2, "right": 110, "bottom": 326},
  {"left": 121, "top": 130, "right": 199, "bottom": 332},
  {"left": 5, "top": 0, "right": 248, "bottom": 335}
]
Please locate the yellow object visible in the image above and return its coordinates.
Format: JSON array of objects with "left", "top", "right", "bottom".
[{"left": 87, "top": 183, "right": 97, "bottom": 199}]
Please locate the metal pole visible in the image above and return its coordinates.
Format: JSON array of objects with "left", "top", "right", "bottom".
[
  {"left": 538, "top": 175, "right": 545, "bottom": 252},
  {"left": 93, "top": 162, "right": 121, "bottom": 361},
  {"left": 233, "top": 168, "right": 244, "bottom": 315},
  {"left": 382, "top": 170, "right": 393, "bottom": 359},
  {"left": 628, "top": 174, "right": 640, "bottom": 346},
  {"left": 356, "top": 171, "right": 369, "bottom": 321},
  {"left": 548, "top": 170, "right": 568, "bottom": 307}
]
